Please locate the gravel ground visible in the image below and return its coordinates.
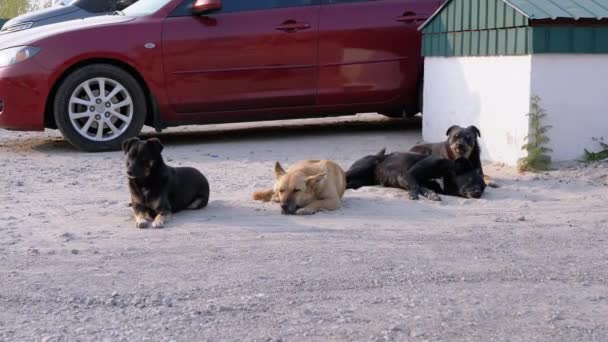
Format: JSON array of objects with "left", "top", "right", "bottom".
[{"left": 1, "top": 114, "right": 607, "bottom": 341}]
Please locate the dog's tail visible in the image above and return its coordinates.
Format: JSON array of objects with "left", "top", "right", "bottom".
[{"left": 253, "top": 188, "right": 275, "bottom": 202}]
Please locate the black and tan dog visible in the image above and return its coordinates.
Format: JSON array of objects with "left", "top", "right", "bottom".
[
  {"left": 346, "top": 149, "right": 485, "bottom": 200},
  {"left": 122, "top": 137, "right": 209, "bottom": 228},
  {"left": 410, "top": 125, "right": 498, "bottom": 188}
]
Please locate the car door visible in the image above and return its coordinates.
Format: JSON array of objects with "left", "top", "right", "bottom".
[
  {"left": 162, "top": 0, "right": 320, "bottom": 114},
  {"left": 317, "top": 0, "right": 440, "bottom": 106}
]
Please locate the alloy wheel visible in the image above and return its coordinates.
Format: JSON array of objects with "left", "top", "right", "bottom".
[{"left": 68, "top": 77, "right": 134, "bottom": 142}]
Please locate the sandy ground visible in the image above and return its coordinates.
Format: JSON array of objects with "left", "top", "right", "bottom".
[{"left": 1, "top": 114, "right": 607, "bottom": 342}]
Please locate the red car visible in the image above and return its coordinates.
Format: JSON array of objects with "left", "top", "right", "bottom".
[{"left": 0, "top": 0, "right": 442, "bottom": 151}]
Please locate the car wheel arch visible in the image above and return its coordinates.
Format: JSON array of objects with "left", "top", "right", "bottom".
[{"left": 44, "top": 58, "right": 160, "bottom": 131}]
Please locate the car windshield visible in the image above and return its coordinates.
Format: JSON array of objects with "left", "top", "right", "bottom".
[
  {"left": 123, "top": 0, "right": 173, "bottom": 16},
  {"left": 70, "top": 0, "right": 129, "bottom": 12},
  {"left": 53, "top": 0, "right": 78, "bottom": 5}
]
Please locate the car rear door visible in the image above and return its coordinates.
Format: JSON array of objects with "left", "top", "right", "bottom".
[
  {"left": 317, "top": 0, "right": 440, "bottom": 106},
  {"left": 162, "top": 0, "right": 320, "bottom": 114}
]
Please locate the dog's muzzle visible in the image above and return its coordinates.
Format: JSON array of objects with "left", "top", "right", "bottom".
[
  {"left": 464, "top": 189, "right": 483, "bottom": 199},
  {"left": 281, "top": 203, "right": 299, "bottom": 215},
  {"left": 454, "top": 144, "right": 470, "bottom": 156}
]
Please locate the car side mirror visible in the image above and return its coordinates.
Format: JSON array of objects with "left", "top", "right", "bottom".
[{"left": 192, "top": 0, "right": 222, "bottom": 15}]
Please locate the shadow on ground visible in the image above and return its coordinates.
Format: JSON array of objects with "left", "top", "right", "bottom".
[
  {"left": 12, "top": 115, "right": 421, "bottom": 153},
  {"left": 141, "top": 116, "right": 422, "bottom": 146}
]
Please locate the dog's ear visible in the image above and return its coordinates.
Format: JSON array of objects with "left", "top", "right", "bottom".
[
  {"left": 146, "top": 138, "right": 164, "bottom": 155},
  {"left": 446, "top": 125, "right": 460, "bottom": 136},
  {"left": 306, "top": 172, "right": 327, "bottom": 187},
  {"left": 274, "top": 162, "right": 286, "bottom": 179},
  {"left": 376, "top": 148, "right": 386, "bottom": 157},
  {"left": 122, "top": 137, "right": 140, "bottom": 154},
  {"left": 468, "top": 125, "right": 481, "bottom": 138}
]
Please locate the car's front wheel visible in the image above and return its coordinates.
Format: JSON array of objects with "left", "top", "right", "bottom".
[{"left": 54, "top": 64, "right": 147, "bottom": 152}]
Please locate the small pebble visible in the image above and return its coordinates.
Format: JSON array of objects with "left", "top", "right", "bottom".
[
  {"left": 390, "top": 324, "right": 405, "bottom": 332},
  {"left": 410, "top": 330, "right": 425, "bottom": 338},
  {"left": 162, "top": 297, "right": 173, "bottom": 307}
]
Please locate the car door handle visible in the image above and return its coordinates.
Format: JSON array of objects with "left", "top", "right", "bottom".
[
  {"left": 275, "top": 20, "right": 311, "bottom": 33},
  {"left": 397, "top": 12, "right": 426, "bottom": 24}
]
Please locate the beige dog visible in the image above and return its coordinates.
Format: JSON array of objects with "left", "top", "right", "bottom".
[{"left": 253, "top": 160, "right": 346, "bottom": 215}]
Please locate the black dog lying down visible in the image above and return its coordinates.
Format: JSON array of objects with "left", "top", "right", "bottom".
[
  {"left": 410, "top": 125, "right": 498, "bottom": 188},
  {"left": 122, "top": 137, "right": 210, "bottom": 228},
  {"left": 346, "top": 149, "right": 486, "bottom": 200}
]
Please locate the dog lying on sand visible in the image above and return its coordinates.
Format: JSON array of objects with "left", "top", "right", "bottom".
[
  {"left": 122, "top": 137, "right": 209, "bottom": 228},
  {"left": 253, "top": 160, "right": 346, "bottom": 215},
  {"left": 410, "top": 125, "right": 498, "bottom": 188},
  {"left": 346, "top": 149, "right": 486, "bottom": 200}
]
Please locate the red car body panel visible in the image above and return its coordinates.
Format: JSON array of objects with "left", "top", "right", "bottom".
[
  {"left": 318, "top": 0, "right": 433, "bottom": 107},
  {"left": 0, "top": 59, "right": 50, "bottom": 130},
  {"left": 0, "top": 0, "right": 442, "bottom": 132},
  {"left": 44, "top": 18, "right": 173, "bottom": 120},
  {"left": 162, "top": 6, "right": 319, "bottom": 113}
]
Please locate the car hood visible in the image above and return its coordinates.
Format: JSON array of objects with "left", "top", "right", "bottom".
[
  {"left": 3, "top": 5, "right": 82, "bottom": 27},
  {"left": 0, "top": 15, "right": 135, "bottom": 49}
]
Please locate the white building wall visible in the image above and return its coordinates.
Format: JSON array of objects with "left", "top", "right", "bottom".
[
  {"left": 531, "top": 54, "right": 608, "bottom": 161},
  {"left": 423, "top": 56, "right": 532, "bottom": 165}
]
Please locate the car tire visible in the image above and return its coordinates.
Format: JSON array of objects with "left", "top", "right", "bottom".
[
  {"left": 415, "top": 77, "right": 423, "bottom": 116},
  {"left": 380, "top": 81, "right": 423, "bottom": 119},
  {"left": 380, "top": 108, "right": 418, "bottom": 119},
  {"left": 54, "top": 64, "right": 147, "bottom": 152},
  {"left": 380, "top": 109, "right": 405, "bottom": 118}
]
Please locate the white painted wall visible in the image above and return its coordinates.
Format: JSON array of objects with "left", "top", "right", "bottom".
[
  {"left": 423, "top": 56, "right": 532, "bottom": 165},
  {"left": 531, "top": 54, "right": 608, "bottom": 161}
]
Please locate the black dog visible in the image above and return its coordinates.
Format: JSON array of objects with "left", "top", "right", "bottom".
[
  {"left": 346, "top": 150, "right": 485, "bottom": 200},
  {"left": 410, "top": 125, "right": 498, "bottom": 188},
  {"left": 410, "top": 125, "right": 482, "bottom": 171},
  {"left": 122, "top": 137, "right": 209, "bottom": 228},
  {"left": 345, "top": 148, "right": 388, "bottom": 190}
]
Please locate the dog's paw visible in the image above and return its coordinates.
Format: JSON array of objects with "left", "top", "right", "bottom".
[
  {"left": 488, "top": 181, "right": 500, "bottom": 188},
  {"left": 296, "top": 207, "right": 317, "bottom": 215},
  {"left": 152, "top": 218, "right": 165, "bottom": 229},
  {"left": 135, "top": 219, "right": 149, "bottom": 229},
  {"left": 484, "top": 175, "right": 500, "bottom": 188},
  {"left": 427, "top": 193, "right": 442, "bottom": 201}
]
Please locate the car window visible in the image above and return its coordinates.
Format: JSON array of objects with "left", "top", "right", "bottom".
[
  {"left": 72, "top": 0, "right": 114, "bottom": 12},
  {"left": 170, "top": 0, "right": 319, "bottom": 17},
  {"left": 221, "top": 0, "right": 317, "bottom": 12},
  {"left": 53, "top": 0, "right": 78, "bottom": 6},
  {"left": 322, "top": 0, "right": 368, "bottom": 3}
]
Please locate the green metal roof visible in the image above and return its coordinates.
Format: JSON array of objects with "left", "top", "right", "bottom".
[
  {"left": 421, "top": 0, "right": 608, "bottom": 31},
  {"left": 508, "top": 0, "right": 608, "bottom": 20},
  {"left": 421, "top": 0, "right": 608, "bottom": 56}
]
